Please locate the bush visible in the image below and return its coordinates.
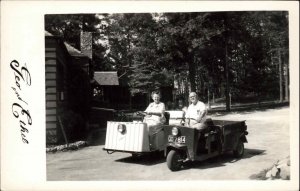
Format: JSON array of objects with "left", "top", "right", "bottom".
[{"left": 58, "top": 110, "right": 86, "bottom": 143}]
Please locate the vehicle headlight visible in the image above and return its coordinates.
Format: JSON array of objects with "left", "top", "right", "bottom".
[
  {"left": 117, "top": 124, "right": 126, "bottom": 134},
  {"left": 172, "top": 127, "right": 179, "bottom": 136}
]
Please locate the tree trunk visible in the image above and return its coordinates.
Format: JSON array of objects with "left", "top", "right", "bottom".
[
  {"left": 284, "top": 63, "right": 289, "bottom": 102},
  {"left": 188, "top": 61, "right": 196, "bottom": 92},
  {"left": 225, "top": 43, "right": 231, "bottom": 111},
  {"left": 278, "top": 49, "right": 283, "bottom": 102},
  {"left": 223, "top": 13, "right": 231, "bottom": 112},
  {"left": 208, "top": 89, "right": 211, "bottom": 109}
]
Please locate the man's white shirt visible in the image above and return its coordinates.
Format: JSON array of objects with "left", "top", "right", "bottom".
[{"left": 185, "top": 101, "right": 207, "bottom": 122}]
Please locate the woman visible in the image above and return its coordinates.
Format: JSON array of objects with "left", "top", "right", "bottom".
[
  {"left": 144, "top": 91, "right": 166, "bottom": 127},
  {"left": 143, "top": 91, "right": 166, "bottom": 150}
]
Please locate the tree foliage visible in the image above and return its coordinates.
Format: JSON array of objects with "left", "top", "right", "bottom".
[{"left": 45, "top": 11, "right": 289, "bottom": 106}]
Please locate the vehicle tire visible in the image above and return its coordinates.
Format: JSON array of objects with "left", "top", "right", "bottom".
[
  {"left": 167, "top": 150, "right": 183, "bottom": 171},
  {"left": 233, "top": 141, "right": 244, "bottom": 158}
]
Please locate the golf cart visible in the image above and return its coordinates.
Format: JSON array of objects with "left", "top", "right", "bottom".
[
  {"left": 103, "top": 111, "right": 170, "bottom": 156},
  {"left": 164, "top": 118, "right": 248, "bottom": 171}
]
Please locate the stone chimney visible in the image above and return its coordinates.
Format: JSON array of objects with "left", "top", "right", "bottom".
[{"left": 80, "top": 31, "right": 93, "bottom": 59}]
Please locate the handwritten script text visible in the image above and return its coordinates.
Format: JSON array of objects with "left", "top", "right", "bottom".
[{"left": 10, "top": 60, "right": 32, "bottom": 144}]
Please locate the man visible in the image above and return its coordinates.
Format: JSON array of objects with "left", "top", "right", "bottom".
[{"left": 185, "top": 92, "right": 207, "bottom": 129}]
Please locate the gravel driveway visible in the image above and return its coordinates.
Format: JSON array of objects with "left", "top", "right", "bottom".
[{"left": 47, "top": 107, "right": 290, "bottom": 180}]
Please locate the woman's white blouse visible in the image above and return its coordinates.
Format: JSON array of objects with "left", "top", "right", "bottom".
[{"left": 144, "top": 102, "right": 166, "bottom": 124}]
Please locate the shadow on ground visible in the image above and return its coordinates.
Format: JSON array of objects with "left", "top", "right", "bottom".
[
  {"left": 115, "top": 152, "right": 166, "bottom": 166},
  {"left": 181, "top": 148, "right": 266, "bottom": 171},
  {"left": 114, "top": 148, "right": 265, "bottom": 168}
]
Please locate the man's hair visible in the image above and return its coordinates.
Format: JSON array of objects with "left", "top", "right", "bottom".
[
  {"left": 151, "top": 91, "right": 161, "bottom": 97},
  {"left": 189, "top": 92, "right": 198, "bottom": 98}
]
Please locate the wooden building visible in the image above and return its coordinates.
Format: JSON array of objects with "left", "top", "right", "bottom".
[
  {"left": 92, "top": 71, "right": 174, "bottom": 110},
  {"left": 45, "top": 31, "right": 91, "bottom": 144},
  {"left": 93, "top": 71, "right": 121, "bottom": 107}
]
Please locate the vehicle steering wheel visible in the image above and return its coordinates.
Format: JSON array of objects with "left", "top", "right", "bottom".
[{"left": 136, "top": 111, "right": 147, "bottom": 116}]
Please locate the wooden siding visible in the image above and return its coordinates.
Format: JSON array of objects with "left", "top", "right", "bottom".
[
  {"left": 46, "top": 94, "right": 56, "bottom": 101},
  {"left": 46, "top": 80, "right": 56, "bottom": 87},
  {"left": 46, "top": 116, "right": 57, "bottom": 122},
  {"left": 46, "top": 73, "right": 56, "bottom": 80},
  {"left": 46, "top": 108, "right": 57, "bottom": 115},
  {"left": 45, "top": 34, "right": 90, "bottom": 144},
  {"left": 46, "top": 100, "right": 57, "bottom": 108},
  {"left": 45, "top": 38, "right": 58, "bottom": 144},
  {"left": 45, "top": 59, "right": 56, "bottom": 66},
  {"left": 46, "top": 122, "right": 57, "bottom": 129},
  {"left": 46, "top": 66, "right": 57, "bottom": 73},
  {"left": 46, "top": 87, "right": 57, "bottom": 93},
  {"left": 45, "top": 52, "right": 56, "bottom": 59}
]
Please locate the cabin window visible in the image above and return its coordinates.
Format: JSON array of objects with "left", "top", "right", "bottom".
[{"left": 60, "top": 91, "right": 64, "bottom": 101}]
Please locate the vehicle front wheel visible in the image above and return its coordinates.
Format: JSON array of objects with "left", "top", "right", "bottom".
[
  {"left": 233, "top": 141, "right": 244, "bottom": 158},
  {"left": 167, "top": 150, "right": 183, "bottom": 171}
]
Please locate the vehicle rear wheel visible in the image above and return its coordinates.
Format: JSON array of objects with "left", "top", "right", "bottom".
[
  {"left": 233, "top": 141, "right": 244, "bottom": 158},
  {"left": 167, "top": 150, "right": 183, "bottom": 171}
]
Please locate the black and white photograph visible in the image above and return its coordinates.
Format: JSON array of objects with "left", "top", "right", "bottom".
[
  {"left": 1, "top": 1, "right": 299, "bottom": 191},
  {"left": 45, "top": 11, "right": 291, "bottom": 180}
]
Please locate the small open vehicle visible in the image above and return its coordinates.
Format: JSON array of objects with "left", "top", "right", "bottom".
[
  {"left": 103, "top": 111, "right": 170, "bottom": 157},
  {"left": 164, "top": 118, "right": 248, "bottom": 171}
]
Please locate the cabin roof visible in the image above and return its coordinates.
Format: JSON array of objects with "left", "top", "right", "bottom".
[
  {"left": 64, "top": 42, "right": 86, "bottom": 57},
  {"left": 94, "top": 71, "right": 119, "bottom": 86},
  {"left": 45, "top": 30, "right": 87, "bottom": 58},
  {"left": 45, "top": 31, "right": 54, "bottom": 37}
]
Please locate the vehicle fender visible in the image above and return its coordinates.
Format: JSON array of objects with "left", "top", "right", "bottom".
[
  {"left": 240, "top": 134, "right": 248, "bottom": 143},
  {"left": 165, "top": 145, "right": 188, "bottom": 157}
]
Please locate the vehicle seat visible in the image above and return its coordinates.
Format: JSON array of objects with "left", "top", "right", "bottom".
[
  {"left": 205, "top": 118, "right": 214, "bottom": 126},
  {"left": 164, "top": 112, "right": 170, "bottom": 125}
]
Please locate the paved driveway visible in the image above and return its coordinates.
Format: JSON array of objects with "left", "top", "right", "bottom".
[{"left": 47, "top": 107, "right": 290, "bottom": 180}]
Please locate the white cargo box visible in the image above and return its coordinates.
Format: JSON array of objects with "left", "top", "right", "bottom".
[{"left": 104, "top": 121, "right": 150, "bottom": 152}]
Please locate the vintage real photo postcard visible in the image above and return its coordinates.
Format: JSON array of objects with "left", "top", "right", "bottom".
[{"left": 1, "top": 1, "right": 299, "bottom": 191}]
